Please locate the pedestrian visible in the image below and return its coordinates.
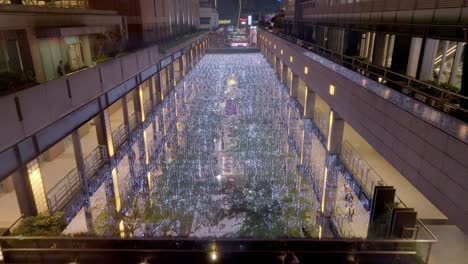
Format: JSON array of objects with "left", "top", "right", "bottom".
[
  {"left": 57, "top": 60, "right": 65, "bottom": 77},
  {"left": 348, "top": 205, "right": 355, "bottom": 222}
]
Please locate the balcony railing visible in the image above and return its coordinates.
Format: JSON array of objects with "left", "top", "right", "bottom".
[
  {"left": 84, "top": 145, "right": 108, "bottom": 180},
  {"left": 340, "top": 140, "right": 407, "bottom": 208},
  {"left": 46, "top": 167, "right": 80, "bottom": 214},
  {"left": 0, "top": 0, "right": 88, "bottom": 8},
  {"left": 265, "top": 30, "right": 468, "bottom": 121},
  {"left": 111, "top": 123, "right": 127, "bottom": 151}
]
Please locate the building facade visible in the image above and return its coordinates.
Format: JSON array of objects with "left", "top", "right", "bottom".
[
  {"left": 199, "top": 0, "right": 219, "bottom": 30},
  {"left": 284, "top": 0, "right": 468, "bottom": 102}
]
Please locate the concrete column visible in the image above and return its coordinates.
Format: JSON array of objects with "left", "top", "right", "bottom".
[
  {"left": 133, "top": 87, "right": 143, "bottom": 124},
  {"left": 420, "top": 38, "right": 439, "bottom": 81},
  {"left": 80, "top": 35, "right": 93, "bottom": 67},
  {"left": 304, "top": 89, "right": 316, "bottom": 119},
  {"left": 320, "top": 110, "right": 344, "bottom": 218},
  {"left": 93, "top": 110, "right": 113, "bottom": 159},
  {"left": 406, "top": 37, "right": 423, "bottom": 78},
  {"left": 121, "top": 96, "right": 131, "bottom": 134},
  {"left": 169, "top": 63, "right": 175, "bottom": 90},
  {"left": 152, "top": 74, "right": 161, "bottom": 105},
  {"left": 71, "top": 130, "right": 93, "bottom": 231},
  {"left": 450, "top": 42, "right": 465, "bottom": 84},
  {"left": 179, "top": 56, "right": 185, "bottom": 77},
  {"left": 281, "top": 65, "right": 288, "bottom": 85},
  {"left": 290, "top": 74, "right": 299, "bottom": 99},
  {"left": 372, "top": 33, "right": 388, "bottom": 67},
  {"left": 275, "top": 57, "right": 281, "bottom": 77},
  {"left": 25, "top": 28, "right": 46, "bottom": 83},
  {"left": 327, "top": 110, "right": 345, "bottom": 155},
  {"left": 12, "top": 167, "right": 38, "bottom": 216}
]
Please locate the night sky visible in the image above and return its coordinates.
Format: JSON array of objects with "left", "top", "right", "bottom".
[{"left": 217, "top": 0, "right": 281, "bottom": 22}]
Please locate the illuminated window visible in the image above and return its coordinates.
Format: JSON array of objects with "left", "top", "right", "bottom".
[
  {"left": 274, "top": 44, "right": 276, "bottom": 49},
  {"left": 304, "top": 66, "right": 309, "bottom": 75},
  {"left": 290, "top": 56, "right": 293, "bottom": 63},
  {"left": 329, "top": 84, "right": 335, "bottom": 95},
  {"left": 281, "top": 50, "right": 284, "bottom": 55}
]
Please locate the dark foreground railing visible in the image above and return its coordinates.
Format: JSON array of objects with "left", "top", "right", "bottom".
[{"left": 0, "top": 236, "right": 436, "bottom": 264}]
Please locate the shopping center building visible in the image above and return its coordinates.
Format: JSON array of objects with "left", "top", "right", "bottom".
[{"left": 0, "top": 0, "right": 467, "bottom": 263}]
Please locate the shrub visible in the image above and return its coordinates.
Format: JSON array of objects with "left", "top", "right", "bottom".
[
  {"left": 12, "top": 213, "right": 67, "bottom": 236},
  {"left": 93, "top": 55, "right": 111, "bottom": 64}
]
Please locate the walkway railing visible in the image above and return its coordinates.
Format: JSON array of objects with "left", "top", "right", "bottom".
[
  {"left": 84, "top": 145, "right": 108, "bottom": 180},
  {"left": 46, "top": 167, "right": 80, "bottom": 214},
  {"left": 340, "top": 140, "right": 407, "bottom": 208},
  {"left": 129, "top": 112, "right": 140, "bottom": 133},
  {"left": 111, "top": 123, "right": 127, "bottom": 151},
  {"left": 264, "top": 30, "right": 468, "bottom": 120}
]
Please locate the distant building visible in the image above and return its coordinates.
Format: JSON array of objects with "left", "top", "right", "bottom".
[{"left": 200, "top": 0, "right": 219, "bottom": 30}]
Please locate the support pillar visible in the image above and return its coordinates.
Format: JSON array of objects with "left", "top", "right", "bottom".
[
  {"left": 275, "top": 57, "right": 281, "bottom": 77},
  {"left": 71, "top": 130, "right": 93, "bottom": 231},
  {"left": 290, "top": 74, "right": 299, "bottom": 99},
  {"left": 320, "top": 110, "right": 345, "bottom": 219},
  {"left": 93, "top": 109, "right": 114, "bottom": 159},
  {"left": 12, "top": 166, "right": 38, "bottom": 217},
  {"left": 372, "top": 33, "right": 388, "bottom": 67},
  {"left": 406, "top": 37, "right": 423, "bottom": 78},
  {"left": 133, "top": 86, "right": 143, "bottom": 124},
  {"left": 420, "top": 38, "right": 439, "bottom": 81},
  {"left": 152, "top": 74, "right": 162, "bottom": 105},
  {"left": 168, "top": 63, "right": 175, "bottom": 91},
  {"left": 304, "top": 89, "right": 316, "bottom": 119},
  {"left": 281, "top": 65, "right": 288, "bottom": 85},
  {"left": 121, "top": 95, "right": 131, "bottom": 134}
]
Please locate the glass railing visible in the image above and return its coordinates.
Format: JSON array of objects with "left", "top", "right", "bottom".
[
  {"left": 265, "top": 29, "right": 468, "bottom": 121},
  {"left": 0, "top": 0, "right": 89, "bottom": 8}
]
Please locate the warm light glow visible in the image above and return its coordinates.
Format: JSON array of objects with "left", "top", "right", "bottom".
[
  {"left": 104, "top": 111, "right": 115, "bottom": 157},
  {"left": 27, "top": 160, "right": 48, "bottom": 214},
  {"left": 274, "top": 44, "right": 277, "bottom": 49},
  {"left": 300, "top": 129, "right": 305, "bottom": 164},
  {"left": 304, "top": 86, "right": 308, "bottom": 116},
  {"left": 210, "top": 251, "right": 218, "bottom": 261},
  {"left": 304, "top": 66, "right": 309, "bottom": 75},
  {"left": 139, "top": 87, "right": 145, "bottom": 122},
  {"left": 281, "top": 49, "right": 284, "bottom": 55},
  {"left": 119, "top": 220, "right": 125, "bottom": 238},
  {"left": 143, "top": 130, "right": 149, "bottom": 165},
  {"left": 329, "top": 84, "right": 335, "bottom": 95},
  {"left": 290, "top": 56, "right": 293, "bottom": 63},
  {"left": 111, "top": 168, "right": 121, "bottom": 211},
  {"left": 327, "top": 111, "right": 334, "bottom": 151}
]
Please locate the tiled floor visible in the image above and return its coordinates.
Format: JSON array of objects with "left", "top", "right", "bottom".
[
  {"left": 342, "top": 123, "right": 446, "bottom": 221},
  {"left": 428, "top": 225, "right": 468, "bottom": 264}
]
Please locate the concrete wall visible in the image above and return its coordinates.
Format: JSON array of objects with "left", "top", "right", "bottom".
[{"left": 259, "top": 30, "right": 468, "bottom": 234}]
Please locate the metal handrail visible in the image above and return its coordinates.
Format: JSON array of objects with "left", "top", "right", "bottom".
[
  {"left": 129, "top": 112, "right": 140, "bottom": 132},
  {"left": 263, "top": 29, "right": 468, "bottom": 117},
  {"left": 46, "top": 167, "right": 80, "bottom": 214},
  {"left": 84, "top": 145, "right": 108, "bottom": 180},
  {"left": 340, "top": 140, "right": 408, "bottom": 208},
  {"left": 111, "top": 122, "right": 127, "bottom": 150}
]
